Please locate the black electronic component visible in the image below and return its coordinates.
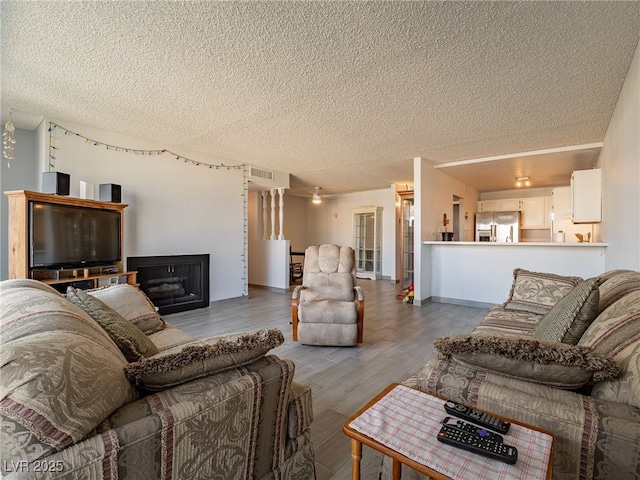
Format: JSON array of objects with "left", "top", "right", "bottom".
[
  {"left": 437, "top": 424, "right": 518, "bottom": 465},
  {"left": 442, "top": 416, "right": 504, "bottom": 443},
  {"left": 444, "top": 400, "right": 510, "bottom": 434}
]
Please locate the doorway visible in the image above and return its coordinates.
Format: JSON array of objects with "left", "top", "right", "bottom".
[
  {"left": 399, "top": 193, "right": 414, "bottom": 289},
  {"left": 453, "top": 196, "right": 461, "bottom": 241}
]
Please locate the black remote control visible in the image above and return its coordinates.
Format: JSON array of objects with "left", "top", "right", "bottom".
[
  {"left": 444, "top": 400, "right": 511, "bottom": 434},
  {"left": 437, "top": 424, "right": 518, "bottom": 465},
  {"left": 442, "top": 416, "right": 504, "bottom": 443}
]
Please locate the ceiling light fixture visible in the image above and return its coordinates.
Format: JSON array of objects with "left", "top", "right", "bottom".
[
  {"left": 515, "top": 176, "right": 531, "bottom": 188},
  {"left": 3, "top": 109, "right": 16, "bottom": 168},
  {"left": 312, "top": 187, "right": 322, "bottom": 204}
]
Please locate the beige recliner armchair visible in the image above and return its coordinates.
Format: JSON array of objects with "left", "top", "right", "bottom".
[{"left": 291, "top": 244, "right": 364, "bottom": 346}]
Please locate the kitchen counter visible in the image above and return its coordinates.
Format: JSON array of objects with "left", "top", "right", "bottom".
[
  {"left": 423, "top": 241, "right": 608, "bottom": 247},
  {"left": 417, "top": 241, "right": 607, "bottom": 307}
]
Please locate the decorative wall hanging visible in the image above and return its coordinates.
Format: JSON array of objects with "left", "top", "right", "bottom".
[{"left": 3, "top": 110, "right": 16, "bottom": 167}]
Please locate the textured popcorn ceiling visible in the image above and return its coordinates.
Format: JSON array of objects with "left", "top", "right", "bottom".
[{"left": 1, "top": 1, "right": 639, "bottom": 195}]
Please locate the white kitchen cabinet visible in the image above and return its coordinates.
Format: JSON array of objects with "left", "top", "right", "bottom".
[
  {"left": 353, "top": 207, "right": 383, "bottom": 280},
  {"left": 552, "top": 186, "right": 588, "bottom": 242},
  {"left": 520, "top": 197, "right": 551, "bottom": 229},
  {"left": 499, "top": 198, "right": 522, "bottom": 212},
  {"left": 552, "top": 187, "right": 572, "bottom": 220},
  {"left": 478, "top": 199, "right": 522, "bottom": 212},
  {"left": 572, "top": 169, "right": 601, "bottom": 223},
  {"left": 478, "top": 200, "right": 499, "bottom": 212}
]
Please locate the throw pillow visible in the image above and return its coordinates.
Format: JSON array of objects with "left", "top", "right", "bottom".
[
  {"left": 87, "top": 283, "right": 166, "bottom": 334},
  {"left": 597, "top": 270, "right": 640, "bottom": 314},
  {"left": 434, "top": 334, "right": 619, "bottom": 389},
  {"left": 67, "top": 287, "right": 159, "bottom": 361},
  {"left": 579, "top": 289, "right": 640, "bottom": 409},
  {"left": 533, "top": 278, "right": 599, "bottom": 344},
  {"left": 125, "top": 329, "right": 285, "bottom": 391},
  {"left": 0, "top": 284, "right": 136, "bottom": 459},
  {"left": 503, "top": 268, "right": 583, "bottom": 314}
]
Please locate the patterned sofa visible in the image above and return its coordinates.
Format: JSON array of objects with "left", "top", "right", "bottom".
[
  {"left": 388, "top": 268, "right": 640, "bottom": 480},
  {"left": 0, "top": 279, "right": 315, "bottom": 479}
]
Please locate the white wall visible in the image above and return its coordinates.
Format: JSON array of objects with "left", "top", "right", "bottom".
[
  {"left": 414, "top": 157, "right": 432, "bottom": 305},
  {"left": 282, "top": 194, "right": 310, "bottom": 253},
  {"left": 426, "top": 243, "right": 607, "bottom": 306},
  {"left": 414, "top": 157, "right": 480, "bottom": 304},
  {"left": 600, "top": 39, "right": 640, "bottom": 270},
  {"left": 254, "top": 185, "right": 400, "bottom": 281},
  {"left": 247, "top": 190, "right": 291, "bottom": 290},
  {"left": 417, "top": 161, "right": 479, "bottom": 243},
  {"left": 248, "top": 238, "right": 290, "bottom": 290},
  {"left": 302, "top": 185, "right": 398, "bottom": 281},
  {"left": 249, "top": 187, "right": 398, "bottom": 286},
  {"left": 1, "top": 127, "right": 39, "bottom": 280},
  {"left": 31, "top": 120, "right": 247, "bottom": 301}
]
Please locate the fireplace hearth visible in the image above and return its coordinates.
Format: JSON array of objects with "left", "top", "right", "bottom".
[{"left": 127, "top": 254, "right": 210, "bottom": 314}]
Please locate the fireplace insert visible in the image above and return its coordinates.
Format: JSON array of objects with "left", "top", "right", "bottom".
[{"left": 127, "top": 254, "right": 210, "bottom": 314}]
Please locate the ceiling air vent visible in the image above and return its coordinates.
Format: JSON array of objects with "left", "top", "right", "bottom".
[{"left": 250, "top": 167, "right": 273, "bottom": 180}]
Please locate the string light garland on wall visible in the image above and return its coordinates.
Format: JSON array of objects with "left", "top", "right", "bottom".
[
  {"left": 48, "top": 123, "right": 244, "bottom": 171},
  {"left": 49, "top": 122, "right": 57, "bottom": 170},
  {"left": 241, "top": 165, "right": 250, "bottom": 296},
  {"left": 48, "top": 121, "right": 250, "bottom": 297},
  {"left": 3, "top": 110, "right": 16, "bottom": 168}
]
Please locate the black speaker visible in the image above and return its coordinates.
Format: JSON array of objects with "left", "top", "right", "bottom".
[
  {"left": 99, "top": 183, "right": 122, "bottom": 203},
  {"left": 42, "top": 172, "right": 70, "bottom": 195}
]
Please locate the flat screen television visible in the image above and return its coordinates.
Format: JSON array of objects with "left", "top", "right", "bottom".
[{"left": 29, "top": 201, "right": 122, "bottom": 269}]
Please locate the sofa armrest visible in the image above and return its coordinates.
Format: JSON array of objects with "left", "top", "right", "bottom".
[
  {"left": 354, "top": 286, "right": 365, "bottom": 343},
  {"left": 415, "top": 354, "right": 640, "bottom": 480},
  {"left": 291, "top": 286, "right": 305, "bottom": 341},
  {"left": 287, "top": 381, "right": 314, "bottom": 439},
  {"left": 291, "top": 285, "right": 304, "bottom": 300},
  {"left": 353, "top": 285, "right": 364, "bottom": 301},
  {"left": 8, "top": 357, "right": 308, "bottom": 480},
  {"left": 590, "top": 399, "right": 640, "bottom": 480}
]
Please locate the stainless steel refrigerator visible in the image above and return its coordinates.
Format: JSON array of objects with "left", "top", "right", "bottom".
[{"left": 475, "top": 211, "right": 520, "bottom": 242}]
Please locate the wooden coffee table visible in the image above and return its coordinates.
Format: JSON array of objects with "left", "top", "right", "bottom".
[{"left": 343, "top": 384, "right": 554, "bottom": 480}]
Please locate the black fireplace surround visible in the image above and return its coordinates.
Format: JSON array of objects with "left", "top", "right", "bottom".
[{"left": 127, "top": 254, "right": 210, "bottom": 314}]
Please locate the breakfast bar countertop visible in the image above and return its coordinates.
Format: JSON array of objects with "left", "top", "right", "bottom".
[
  {"left": 419, "top": 240, "right": 607, "bottom": 306},
  {"left": 423, "top": 241, "right": 608, "bottom": 247}
]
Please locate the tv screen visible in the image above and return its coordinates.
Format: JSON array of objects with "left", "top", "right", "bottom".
[{"left": 30, "top": 201, "right": 121, "bottom": 269}]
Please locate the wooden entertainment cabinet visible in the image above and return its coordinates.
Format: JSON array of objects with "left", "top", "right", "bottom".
[{"left": 5, "top": 190, "right": 136, "bottom": 291}]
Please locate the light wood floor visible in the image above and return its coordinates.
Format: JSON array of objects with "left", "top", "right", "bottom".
[{"left": 166, "top": 279, "right": 488, "bottom": 480}]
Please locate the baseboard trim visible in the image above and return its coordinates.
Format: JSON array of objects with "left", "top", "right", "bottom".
[
  {"left": 208, "top": 295, "right": 249, "bottom": 308},
  {"left": 248, "top": 283, "right": 289, "bottom": 294},
  {"left": 431, "top": 296, "right": 494, "bottom": 309}
]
